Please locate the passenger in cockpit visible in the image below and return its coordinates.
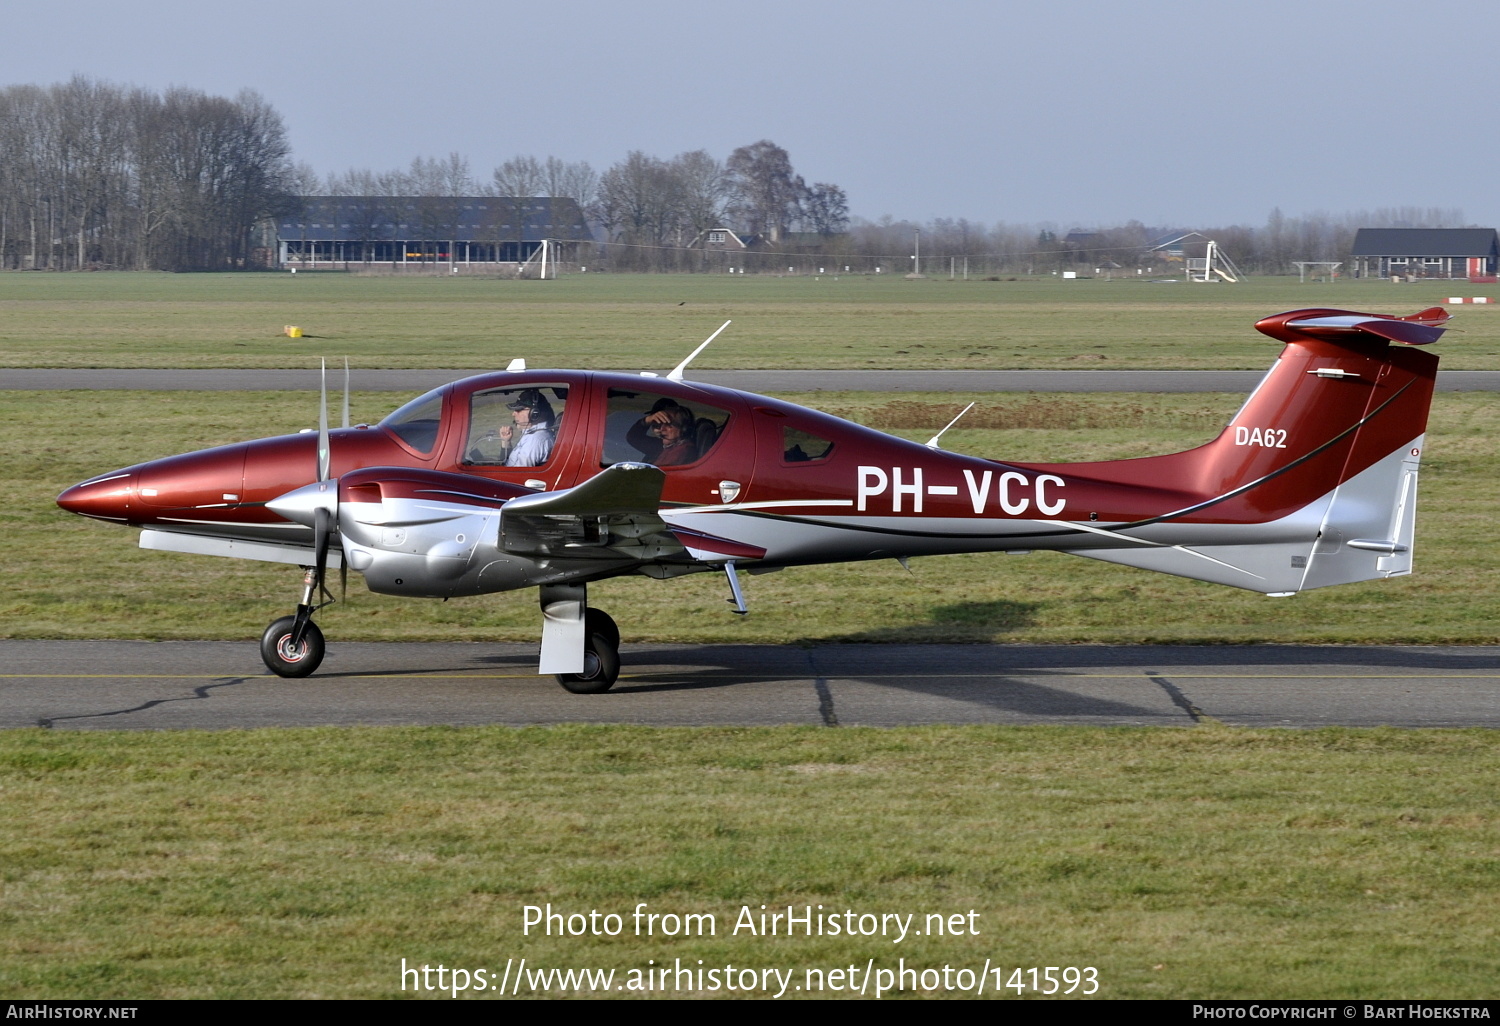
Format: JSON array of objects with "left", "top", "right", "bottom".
[
  {"left": 628, "top": 400, "right": 698, "bottom": 466},
  {"left": 651, "top": 405, "right": 698, "bottom": 466},
  {"left": 502, "top": 389, "right": 556, "bottom": 466}
]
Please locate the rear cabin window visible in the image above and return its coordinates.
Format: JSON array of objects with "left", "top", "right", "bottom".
[
  {"left": 782, "top": 426, "right": 835, "bottom": 463},
  {"left": 462, "top": 384, "right": 569, "bottom": 468},
  {"left": 601, "top": 389, "right": 730, "bottom": 468}
]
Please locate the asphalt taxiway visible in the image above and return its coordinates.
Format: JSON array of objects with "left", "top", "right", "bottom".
[{"left": 3, "top": 641, "right": 1495, "bottom": 731}]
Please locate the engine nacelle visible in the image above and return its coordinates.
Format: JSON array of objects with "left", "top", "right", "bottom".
[{"left": 336, "top": 467, "right": 539, "bottom": 597}]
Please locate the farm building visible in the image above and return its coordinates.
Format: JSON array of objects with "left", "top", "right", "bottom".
[
  {"left": 275, "top": 197, "right": 593, "bottom": 269},
  {"left": 686, "top": 227, "right": 760, "bottom": 252},
  {"left": 1349, "top": 228, "right": 1499, "bottom": 280}
]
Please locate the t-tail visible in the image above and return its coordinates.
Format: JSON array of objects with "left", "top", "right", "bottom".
[{"left": 1027, "top": 307, "right": 1445, "bottom": 595}]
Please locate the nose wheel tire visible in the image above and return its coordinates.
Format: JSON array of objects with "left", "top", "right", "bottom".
[
  {"left": 556, "top": 631, "right": 620, "bottom": 694},
  {"left": 260, "top": 616, "right": 326, "bottom": 678}
]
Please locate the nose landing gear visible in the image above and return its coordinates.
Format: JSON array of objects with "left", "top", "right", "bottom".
[{"left": 261, "top": 556, "right": 333, "bottom": 678}]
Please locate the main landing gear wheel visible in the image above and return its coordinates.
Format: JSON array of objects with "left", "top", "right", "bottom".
[
  {"left": 556, "top": 627, "right": 620, "bottom": 695},
  {"left": 585, "top": 608, "right": 619, "bottom": 651},
  {"left": 260, "top": 616, "right": 326, "bottom": 678}
]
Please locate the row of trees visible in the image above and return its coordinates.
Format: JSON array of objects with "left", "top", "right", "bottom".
[
  {"left": 591, "top": 143, "right": 847, "bottom": 270},
  {"left": 0, "top": 78, "right": 295, "bottom": 271},
  {"left": 312, "top": 141, "right": 849, "bottom": 271},
  {"left": 0, "top": 80, "right": 850, "bottom": 273},
  {"left": 787, "top": 207, "right": 1472, "bottom": 278}
]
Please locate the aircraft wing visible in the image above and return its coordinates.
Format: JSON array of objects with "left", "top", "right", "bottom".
[{"left": 498, "top": 462, "right": 685, "bottom": 560}]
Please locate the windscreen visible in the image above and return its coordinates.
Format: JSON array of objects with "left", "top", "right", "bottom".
[{"left": 379, "top": 388, "right": 445, "bottom": 454}]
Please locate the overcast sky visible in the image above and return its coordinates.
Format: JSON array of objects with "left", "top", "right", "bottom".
[{"left": 6, "top": 0, "right": 1497, "bottom": 230}]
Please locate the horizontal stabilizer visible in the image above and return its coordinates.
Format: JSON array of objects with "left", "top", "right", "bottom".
[{"left": 1257, "top": 307, "right": 1450, "bottom": 346}]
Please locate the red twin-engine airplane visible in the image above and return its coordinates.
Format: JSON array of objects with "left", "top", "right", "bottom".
[{"left": 57, "top": 306, "right": 1446, "bottom": 693}]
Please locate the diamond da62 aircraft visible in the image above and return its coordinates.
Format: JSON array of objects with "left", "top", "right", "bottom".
[{"left": 57, "top": 307, "right": 1446, "bottom": 692}]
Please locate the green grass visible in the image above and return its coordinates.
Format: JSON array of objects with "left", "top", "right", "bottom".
[
  {"left": 2, "top": 271, "right": 1498, "bottom": 369},
  {"left": 6, "top": 389, "right": 1497, "bottom": 645},
  {"left": 0, "top": 725, "right": 1494, "bottom": 999}
]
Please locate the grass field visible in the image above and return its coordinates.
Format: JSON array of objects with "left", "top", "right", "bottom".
[
  {"left": 1, "top": 725, "right": 1496, "bottom": 999},
  {"left": 6, "top": 389, "right": 1497, "bottom": 645},
  {"left": 2, "top": 271, "right": 1498, "bottom": 370}
]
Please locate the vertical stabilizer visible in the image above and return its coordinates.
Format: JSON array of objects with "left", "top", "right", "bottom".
[{"left": 1059, "top": 308, "right": 1443, "bottom": 593}]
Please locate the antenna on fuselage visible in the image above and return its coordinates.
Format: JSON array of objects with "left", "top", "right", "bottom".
[
  {"left": 666, "top": 320, "right": 732, "bottom": 381},
  {"left": 925, "top": 402, "right": 976, "bottom": 449},
  {"left": 341, "top": 358, "right": 350, "bottom": 429}
]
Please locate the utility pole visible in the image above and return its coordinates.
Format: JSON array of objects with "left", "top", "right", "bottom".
[{"left": 907, "top": 228, "right": 925, "bottom": 279}]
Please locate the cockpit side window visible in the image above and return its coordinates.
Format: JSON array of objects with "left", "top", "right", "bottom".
[
  {"left": 462, "top": 384, "right": 569, "bottom": 468},
  {"left": 602, "top": 389, "right": 730, "bottom": 468},
  {"left": 379, "top": 388, "right": 446, "bottom": 455}
]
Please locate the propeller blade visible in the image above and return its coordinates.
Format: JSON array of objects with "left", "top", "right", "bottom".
[
  {"left": 317, "top": 359, "right": 331, "bottom": 481},
  {"left": 342, "top": 357, "right": 350, "bottom": 429}
]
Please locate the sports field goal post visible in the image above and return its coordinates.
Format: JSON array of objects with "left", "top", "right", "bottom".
[{"left": 1293, "top": 261, "right": 1342, "bottom": 283}]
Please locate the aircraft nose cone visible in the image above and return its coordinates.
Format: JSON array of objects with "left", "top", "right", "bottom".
[{"left": 57, "top": 472, "right": 135, "bottom": 521}]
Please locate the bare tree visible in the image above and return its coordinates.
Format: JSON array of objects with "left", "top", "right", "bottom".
[
  {"left": 542, "top": 156, "right": 598, "bottom": 211},
  {"left": 492, "top": 155, "right": 544, "bottom": 198},
  {"left": 726, "top": 140, "right": 806, "bottom": 243},
  {"left": 595, "top": 151, "right": 689, "bottom": 269},
  {"left": 801, "top": 182, "right": 848, "bottom": 238},
  {"left": 130, "top": 86, "right": 294, "bottom": 270},
  {"left": 287, "top": 161, "right": 323, "bottom": 197},
  {"left": 0, "top": 81, "right": 289, "bottom": 270},
  {"left": 670, "top": 149, "right": 732, "bottom": 239}
]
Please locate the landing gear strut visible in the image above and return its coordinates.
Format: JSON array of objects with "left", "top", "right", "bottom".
[{"left": 262, "top": 556, "right": 333, "bottom": 678}]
